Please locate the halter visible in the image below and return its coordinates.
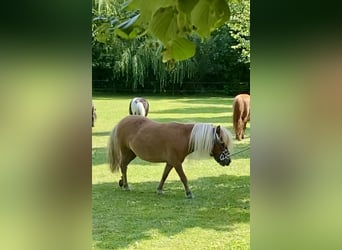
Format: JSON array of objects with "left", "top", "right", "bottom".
[{"left": 212, "top": 127, "right": 250, "bottom": 160}]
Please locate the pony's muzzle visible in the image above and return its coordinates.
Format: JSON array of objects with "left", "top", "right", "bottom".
[
  {"left": 218, "top": 157, "right": 231, "bottom": 166},
  {"left": 218, "top": 150, "right": 231, "bottom": 166}
]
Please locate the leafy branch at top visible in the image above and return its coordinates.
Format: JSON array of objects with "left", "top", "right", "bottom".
[{"left": 93, "top": 0, "right": 231, "bottom": 63}]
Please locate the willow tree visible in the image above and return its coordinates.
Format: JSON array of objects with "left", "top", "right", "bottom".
[{"left": 111, "top": 38, "right": 198, "bottom": 91}]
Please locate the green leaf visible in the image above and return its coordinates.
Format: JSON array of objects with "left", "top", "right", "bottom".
[
  {"left": 162, "top": 37, "right": 196, "bottom": 62},
  {"left": 94, "top": 23, "right": 110, "bottom": 43},
  {"left": 150, "top": 7, "right": 179, "bottom": 44},
  {"left": 114, "top": 29, "right": 129, "bottom": 39},
  {"left": 128, "top": 28, "right": 138, "bottom": 39},
  {"left": 127, "top": 0, "right": 175, "bottom": 25},
  {"left": 176, "top": 11, "right": 191, "bottom": 33},
  {"left": 176, "top": 0, "right": 199, "bottom": 13},
  {"left": 191, "top": 0, "right": 230, "bottom": 38}
]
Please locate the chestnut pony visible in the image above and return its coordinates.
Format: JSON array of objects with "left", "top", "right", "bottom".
[
  {"left": 233, "top": 94, "right": 250, "bottom": 141},
  {"left": 129, "top": 97, "right": 149, "bottom": 117},
  {"left": 108, "top": 116, "right": 233, "bottom": 198}
]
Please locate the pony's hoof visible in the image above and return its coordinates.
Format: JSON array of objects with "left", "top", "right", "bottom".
[
  {"left": 118, "top": 179, "right": 123, "bottom": 187},
  {"left": 124, "top": 186, "right": 131, "bottom": 191},
  {"left": 156, "top": 189, "right": 163, "bottom": 195},
  {"left": 186, "top": 192, "right": 194, "bottom": 199}
]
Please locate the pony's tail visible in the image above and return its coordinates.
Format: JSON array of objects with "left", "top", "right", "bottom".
[
  {"left": 137, "top": 102, "right": 145, "bottom": 116},
  {"left": 107, "top": 125, "right": 121, "bottom": 173},
  {"left": 128, "top": 100, "right": 133, "bottom": 115},
  {"left": 233, "top": 101, "right": 244, "bottom": 140},
  {"left": 233, "top": 101, "right": 240, "bottom": 134}
]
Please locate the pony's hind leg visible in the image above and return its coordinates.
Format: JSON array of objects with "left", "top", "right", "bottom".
[
  {"left": 242, "top": 121, "right": 247, "bottom": 139},
  {"left": 237, "top": 118, "right": 244, "bottom": 140},
  {"left": 157, "top": 163, "right": 173, "bottom": 194},
  {"left": 120, "top": 165, "right": 130, "bottom": 191},
  {"left": 119, "top": 150, "right": 136, "bottom": 191}
]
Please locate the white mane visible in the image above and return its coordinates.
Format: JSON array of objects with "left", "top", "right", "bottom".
[
  {"left": 188, "top": 123, "right": 233, "bottom": 159},
  {"left": 219, "top": 126, "right": 233, "bottom": 151},
  {"left": 189, "top": 124, "right": 215, "bottom": 156}
]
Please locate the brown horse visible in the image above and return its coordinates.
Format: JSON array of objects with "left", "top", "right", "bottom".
[
  {"left": 129, "top": 97, "right": 149, "bottom": 117},
  {"left": 108, "top": 116, "right": 233, "bottom": 198},
  {"left": 233, "top": 94, "right": 250, "bottom": 140}
]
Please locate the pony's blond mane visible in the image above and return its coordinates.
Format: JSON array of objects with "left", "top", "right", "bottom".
[
  {"left": 219, "top": 126, "right": 233, "bottom": 151},
  {"left": 188, "top": 124, "right": 233, "bottom": 158}
]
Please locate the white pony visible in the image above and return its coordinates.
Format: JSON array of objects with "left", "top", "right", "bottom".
[{"left": 129, "top": 97, "right": 149, "bottom": 117}]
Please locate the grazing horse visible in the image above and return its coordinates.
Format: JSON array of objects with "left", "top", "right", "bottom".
[
  {"left": 233, "top": 94, "right": 250, "bottom": 140},
  {"left": 129, "top": 97, "right": 149, "bottom": 117},
  {"left": 107, "top": 116, "right": 233, "bottom": 198},
  {"left": 92, "top": 101, "right": 97, "bottom": 127}
]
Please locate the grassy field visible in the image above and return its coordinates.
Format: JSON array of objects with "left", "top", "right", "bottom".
[{"left": 92, "top": 95, "right": 250, "bottom": 250}]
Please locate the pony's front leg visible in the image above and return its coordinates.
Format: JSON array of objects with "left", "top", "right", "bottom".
[
  {"left": 157, "top": 163, "right": 173, "bottom": 194},
  {"left": 174, "top": 164, "right": 193, "bottom": 199}
]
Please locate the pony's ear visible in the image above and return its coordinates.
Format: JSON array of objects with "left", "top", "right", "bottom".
[{"left": 216, "top": 125, "right": 221, "bottom": 135}]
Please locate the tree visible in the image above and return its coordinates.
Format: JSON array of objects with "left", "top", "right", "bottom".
[
  {"left": 227, "top": 0, "right": 250, "bottom": 64},
  {"left": 94, "top": 0, "right": 231, "bottom": 62}
]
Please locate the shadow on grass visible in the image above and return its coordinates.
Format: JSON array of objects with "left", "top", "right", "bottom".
[
  {"left": 152, "top": 106, "right": 231, "bottom": 115},
  {"left": 93, "top": 175, "right": 249, "bottom": 249},
  {"left": 152, "top": 115, "right": 232, "bottom": 125},
  {"left": 177, "top": 97, "right": 234, "bottom": 105},
  {"left": 92, "top": 131, "right": 111, "bottom": 137},
  {"left": 92, "top": 147, "right": 107, "bottom": 166}
]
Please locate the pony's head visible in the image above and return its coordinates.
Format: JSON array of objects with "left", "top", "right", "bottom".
[
  {"left": 189, "top": 123, "right": 233, "bottom": 166},
  {"left": 211, "top": 125, "right": 232, "bottom": 166}
]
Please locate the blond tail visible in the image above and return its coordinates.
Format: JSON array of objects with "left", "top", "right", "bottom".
[
  {"left": 233, "top": 101, "right": 240, "bottom": 135},
  {"left": 107, "top": 125, "right": 121, "bottom": 172},
  {"left": 137, "top": 102, "right": 145, "bottom": 116}
]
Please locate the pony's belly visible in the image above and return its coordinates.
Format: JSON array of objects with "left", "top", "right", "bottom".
[
  {"left": 137, "top": 154, "right": 166, "bottom": 163},
  {"left": 130, "top": 141, "right": 169, "bottom": 163}
]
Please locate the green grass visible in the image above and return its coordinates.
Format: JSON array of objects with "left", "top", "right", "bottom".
[{"left": 92, "top": 95, "right": 250, "bottom": 250}]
